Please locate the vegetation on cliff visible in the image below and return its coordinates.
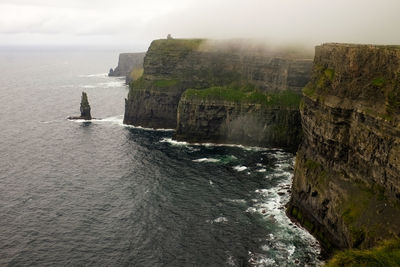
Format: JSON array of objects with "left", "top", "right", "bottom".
[
  {"left": 182, "top": 85, "right": 302, "bottom": 109},
  {"left": 302, "top": 43, "right": 400, "bottom": 123},
  {"left": 124, "top": 38, "right": 311, "bottom": 147},
  {"left": 289, "top": 43, "right": 400, "bottom": 255},
  {"left": 325, "top": 239, "right": 400, "bottom": 267},
  {"left": 149, "top": 38, "right": 205, "bottom": 52}
]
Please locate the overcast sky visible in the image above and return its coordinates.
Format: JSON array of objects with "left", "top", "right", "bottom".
[{"left": 1, "top": 0, "right": 400, "bottom": 51}]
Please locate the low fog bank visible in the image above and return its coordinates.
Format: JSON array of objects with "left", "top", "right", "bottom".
[{"left": 198, "top": 39, "right": 315, "bottom": 59}]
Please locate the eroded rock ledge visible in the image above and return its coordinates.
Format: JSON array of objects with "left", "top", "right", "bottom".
[{"left": 287, "top": 43, "right": 400, "bottom": 252}]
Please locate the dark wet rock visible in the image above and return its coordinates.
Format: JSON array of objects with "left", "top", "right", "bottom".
[
  {"left": 68, "top": 92, "right": 92, "bottom": 120},
  {"left": 80, "top": 92, "right": 91, "bottom": 120}
]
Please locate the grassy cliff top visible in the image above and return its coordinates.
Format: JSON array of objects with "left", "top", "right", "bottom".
[
  {"left": 325, "top": 239, "right": 400, "bottom": 266},
  {"left": 304, "top": 43, "right": 400, "bottom": 123},
  {"left": 149, "top": 38, "right": 206, "bottom": 52},
  {"left": 182, "top": 86, "right": 301, "bottom": 108}
]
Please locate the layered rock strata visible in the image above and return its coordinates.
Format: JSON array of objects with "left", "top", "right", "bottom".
[
  {"left": 176, "top": 90, "right": 302, "bottom": 151},
  {"left": 288, "top": 43, "right": 400, "bottom": 252},
  {"left": 124, "top": 39, "right": 312, "bottom": 145}
]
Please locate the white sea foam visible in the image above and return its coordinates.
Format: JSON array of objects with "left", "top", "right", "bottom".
[
  {"left": 98, "top": 81, "right": 125, "bottom": 88},
  {"left": 78, "top": 73, "right": 108, "bottom": 77},
  {"left": 39, "top": 119, "right": 59, "bottom": 124},
  {"left": 82, "top": 85, "right": 96, "bottom": 89},
  {"left": 81, "top": 81, "right": 125, "bottom": 89},
  {"left": 233, "top": 165, "right": 247, "bottom": 172},
  {"left": 67, "top": 118, "right": 91, "bottom": 123},
  {"left": 159, "top": 138, "right": 271, "bottom": 151},
  {"left": 193, "top": 158, "right": 220, "bottom": 163},
  {"left": 68, "top": 115, "right": 175, "bottom": 132},
  {"left": 226, "top": 198, "right": 247, "bottom": 204},
  {"left": 126, "top": 126, "right": 175, "bottom": 132},
  {"left": 255, "top": 257, "right": 276, "bottom": 266},
  {"left": 244, "top": 152, "right": 322, "bottom": 265},
  {"left": 213, "top": 217, "right": 228, "bottom": 223},
  {"left": 261, "top": 244, "right": 270, "bottom": 251},
  {"left": 206, "top": 216, "right": 228, "bottom": 224},
  {"left": 159, "top": 138, "right": 189, "bottom": 146},
  {"left": 287, "top": 244, "right": 296, "bottom": 257}
]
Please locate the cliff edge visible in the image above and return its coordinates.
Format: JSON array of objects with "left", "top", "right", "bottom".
[
  {"left": 288, "top": 43, "right": 400, "bottom": 252},
  {"left": 124, "top": 38, "right": 312, "bottom": 149}
]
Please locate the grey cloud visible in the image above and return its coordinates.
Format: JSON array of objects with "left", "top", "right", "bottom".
[{"left": 1, "top": 0, "right": 400, "bottom": 47}]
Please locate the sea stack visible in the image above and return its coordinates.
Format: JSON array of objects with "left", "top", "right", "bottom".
[
  {"left": 68, "top": 91, "right": 92, "bottom": 120},
  {"left": 80, "top": 92, "right": 91, "bottom": 120}
]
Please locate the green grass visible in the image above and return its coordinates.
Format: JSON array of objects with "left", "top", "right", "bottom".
[
  {"left": 154, "top": 79, "right": 179, "bottom": 87},
  {"left": 372, "top": 77, "right": 385, "bottom": 87},
  {"left": 150, "top": 38, "right": 205, "bottom": 52},
  {"left": 130, "top": 77, "right": 179, "bottom": 89},
  {"left": 305, "top": 159, "right": 320, "bottom": 170},
  {"left": 299, "top": 98, "right": 305, "bottom": 111},
  {"left": 341, "top": 187, "right": 372, "bottom": 226},
  {"left": 324, "top": 68, "right": 335, "bottom": 81},
  {"left": 325, "top": 239, "right": 400, "bottom": 267},
  {"left": 183, "top": 86, "right": 302, "bottom": 108},
  {"left": 128, "top": 77, "right": 180, "bottom": 99},
  {"left": 302, "top": 66, "right": 335, "bottom": 98},
  {"left": 303, "top": 86, "right": 316, "bottom": 97}
]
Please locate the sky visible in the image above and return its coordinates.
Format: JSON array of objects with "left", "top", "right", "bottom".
[{"left": 1, "top": 0, "right": 400, "bottom": 51}]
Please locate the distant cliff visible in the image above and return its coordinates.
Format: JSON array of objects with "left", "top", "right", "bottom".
[
  {"left": 109, "top": 52, "right": 145, "bottom": 79},
  {"left": 287, "top": 43, "right": 400, "bottom": 252},
  {"left": 124, "top": 39, "right": 312, "bottom": 148}
]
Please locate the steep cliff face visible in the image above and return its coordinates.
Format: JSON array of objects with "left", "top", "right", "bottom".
[
  {"left": 288, "top": 43, "right": 400, "bottom": 252},
  {"left": 176, "top": 89, "right": 302, "bottom": 151},
  {"left": 124, "top": 38, "right": 312, "bottom": 131},
  {"left": 109, "top": 52, "right": 145, "bottom": 77}
]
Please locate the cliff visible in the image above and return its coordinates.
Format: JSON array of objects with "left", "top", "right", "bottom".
[
  {"left": 176, "top": 87, "right": 302, "bottom": 151},
  {"left": 109, "top": 52, "right": 145, "bottom": 78},
  {"left": 287, "top": 43, "right": 400, "bottom": 252},
  {"left": 124, "top": 39, "right": 313, "bottom": 141}
]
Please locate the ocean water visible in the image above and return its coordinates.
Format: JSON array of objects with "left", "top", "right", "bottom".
[{"left": 0, "top": 49, "right": 321, "bottom": 266}]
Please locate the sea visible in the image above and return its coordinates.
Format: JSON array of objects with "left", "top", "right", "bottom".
[{"left": 0, "top": 48, "right": 322, "bottom": 266}]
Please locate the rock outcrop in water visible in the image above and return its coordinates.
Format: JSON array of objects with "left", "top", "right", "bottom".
[
  {"left": 124, "top": 38, "right": 312, "bottom": 149},
  {"left": 108, "top": 52, "right": 145, "bottom": 81},
  {"left": 68, "top": 92, "right": 92, "bottom": 120},
  {"left": 287, "top": 43, "right": 400, "bottom": 252}
]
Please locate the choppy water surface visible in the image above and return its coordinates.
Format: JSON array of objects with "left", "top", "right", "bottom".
[{"left": 0, "top": 49, "right": 321, "bottom": 266}]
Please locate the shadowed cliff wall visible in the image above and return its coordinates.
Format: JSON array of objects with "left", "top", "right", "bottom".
[{"left": 288, "top": 43, "right": 400, "bottom": 252}]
